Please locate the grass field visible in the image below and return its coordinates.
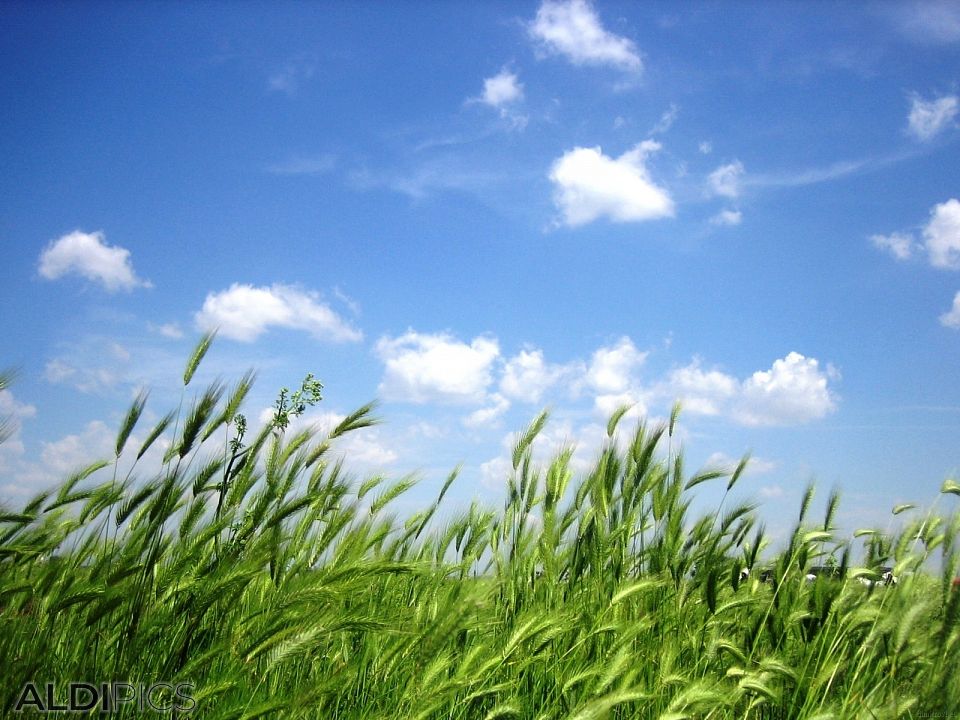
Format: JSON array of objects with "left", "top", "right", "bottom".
[{"left": 1, "top": 335, "right": 958, "bottom": 719}]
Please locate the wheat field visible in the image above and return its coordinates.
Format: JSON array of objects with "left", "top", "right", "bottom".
[{"left": 1, "top": 335, "right": 958, "bottom": 719}]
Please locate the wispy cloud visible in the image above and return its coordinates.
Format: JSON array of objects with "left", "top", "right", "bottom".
[
  {"left": 707, "top": 161, "right": 745, "bottom": 198},
  {"left": 891, "top": 1, "right": 960, "bottom": 44},
  {"left": 745, "top": 148, "right": 921, "bottom": 190},
  {"left": 711, "top": 209, "right": 742, "bottom": 226},
  {"left": 268, "top": 55, "right": 317, "bottom": 95},
  {"left": 649, "top": 103, "right": 679, "bottom": 135},
  {"left": 266, "top": 154, "right": 336, "bottom": 176},
  {"left": 871, "top": 232, "right": 916, "bottom": 261},
  {"left": 907, "top": 92, "right": 958, "bottom": 141},
  {"left": 349, "top": 160, "right": 500, "bottom": 201},
  {"left": 940, "top": 291, "right": 960, "bottom": 328},
  {"left": 148, "top": 322, "right": 185, "bottom": 339}
]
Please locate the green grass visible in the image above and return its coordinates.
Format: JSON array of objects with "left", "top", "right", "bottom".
[{"left": 1, "top": 341, "right": 958, "bottom": 719}]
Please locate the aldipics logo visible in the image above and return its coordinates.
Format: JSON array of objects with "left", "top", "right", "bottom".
[{"left": 13, "top": 682, "right": 196, "bottom": 714}]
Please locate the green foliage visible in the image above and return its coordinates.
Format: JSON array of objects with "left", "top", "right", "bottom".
[
  {"left": 0, "top": 350, "right": 958, "bottom": 719},
  {"left": 272, "top": 373, "right": 324, "bottom": 433}
]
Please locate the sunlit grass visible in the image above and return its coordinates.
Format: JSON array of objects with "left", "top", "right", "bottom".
[{"left": 1, "top": 339, "right": 958, "bottom": 719}]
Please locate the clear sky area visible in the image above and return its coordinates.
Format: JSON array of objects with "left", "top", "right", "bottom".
[{"left": 2, "top": 0, "right": 959, "bottom": 542}]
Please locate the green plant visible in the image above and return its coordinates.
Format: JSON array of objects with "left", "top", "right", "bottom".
[{"left": 0, "top": 342, "right": 957, "bottom": 719}]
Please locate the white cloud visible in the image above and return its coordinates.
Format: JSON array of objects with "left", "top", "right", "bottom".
[
  {"left": 257, "top": 408, "right": 399, "bottom": 469},
  {"left": 940, "top": 291, "right": 960, "bottom": 328},
  {"left": 708, "top": 161, "right": 745, "bottom": 198},
  {"left": 665, "top": 361, "right": 738, "bottom": 416},
  {"left": 38, "top": 230, "right": 150, "bottom": 292},
  {"left": 650, "top": 104, "right": 679, "bottom": 135},
  {"left": 43, "top": 359, "right": 76, "bottom": 384},
  {"left": 704, "top": 452, "right": 777, "bottom": 475},
  {"left": 711, "top": 209, "right": 742, "bottom": 226},
  {"left": 549, "top": 142, "right": 674, "bottom": 226},
  {"left": 376, "top": 331, "right": 500, "bottom": 404},
  {"left": 529, "top": 0, "right": 641, "bottom": 72},
  {"left": 40, "top": 420, "right": 115, "bottom": 477},
  {"left": 759, "top": 485, "right": 785, "bottom": 499},
  {"left": 43, "top": 358, "right": 120, "bottom": 394},
  {"left": 585, "top": 337, "right": 647, "bottom": 393},
  {"left": 871, "top": 232, "right": 916, "bottom": 261},
  {"left": 349, "top": 161, "right": 498, "bottom": 201},
  {"left": 479, "top": 420, "right": 609, "bottom": 491},
  {"left": 699, "top": 141, "right": 713, "bottom": 154},
  {"left": 473, "top": 69, "right": 528, "bottom": 129},
  {"left": 479, "top": 455, "right": 512, "bottom": 490},
  {"left": 194, "top": 283, "right": 362, "bottom": 343},
  {"left": 480, "top": 70, "right": 524, "bottom": 107},
  {"left": 657, "top": 353, "right": 838, "bottom": 427},
  {"left": 923, "top": 198, "right": 960, "bottom": 269},
  {"left": 594, "top": 391, "right": 647, "bottom": 421},
  {"left": 0, "top": 389, "right": 34, "bottom": 480},
  {"left": 152, "top": 322, "right": 184, "bottom": 339},
  {"left": 0, "top": 392, "right": 36, "bottom": 420},
  {"left": 896, "top": 1, "right": 960, "bottom": 43},
  {"left": 735, "top": 352, "right": 838, "bottom": 427},
  {"left": 500, "top": 349, "right": 571, "bottom": 403},
  {"left": 907, "top": 93, "right": 958, "bottom": 141},
  {"left": 464, "top": 394, "right": 511, "bottom": 428}
]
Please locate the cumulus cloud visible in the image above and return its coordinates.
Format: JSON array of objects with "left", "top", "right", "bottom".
[
  {"left": 871, "top": 232, "right": 916, "bottom": 261},
  {"left": 38, "top": 230, "right": 149, "bottom": 292},
  {"left": 594, "top": 391, "right": 647, "bottom": 421},
  {"left": 923, "top": 198, "right": 960, "bottom": 269},
  {"left": 0, "top": 389, "right": 36, "bottom": 424},
  {"left": 711, "top": 209, "right": 742, "bottom": 226},
  {"left": 658, "top": 352, "right": 838, "bottom": 427},
  {"left": 40, "top": 420, "right": 115, "bottom": 477},
  {"left": 500, "top": 349, "right": 571, "bottom": 403},
  {"left": 907, "top": 93, "right": 958, "bottom": 141},
  {"left": 549, "top": 141, "right": 674, "bottom": 226},
  {"left": 708, "top": 161, "right": 745, "bottom": 198},
  {"left": 194, "top": 283, "right": 362, "bottom": 343},
  {"left": 529, "top": 0, "right": 642, "bottom": 72},
  {"left": 464, "top": 394, "right": 511, "bottom": 428},
  {"left": 665, "top": 361, "right": 738, "bottom": 416},
  {"left": 940, "top": 291, "right": 960, "bottom": 328},
  {"left": 376, "top": 331, "right": 500, "bottom": 404},
  {"left": 479, "top": 420, "right": 610, "bottom": 490},
  {"left": 735, "top": 352, "right": 838, "bottom": 427},
  {"left": 585, "top": 337, "right": 647, "bottom": 393},
  {"left": 480, "top": 69, "right": 524, "bottom": 107},
  {"left": 301, "top": 410, "right": 399, "bottom": 467}
]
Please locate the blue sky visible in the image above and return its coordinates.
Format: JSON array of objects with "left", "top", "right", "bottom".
[{"left": 2, "top": 0, "right": 960, "bottom": 540}]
